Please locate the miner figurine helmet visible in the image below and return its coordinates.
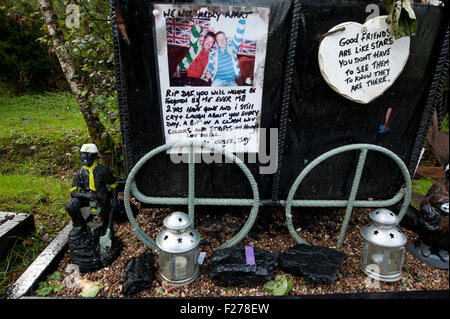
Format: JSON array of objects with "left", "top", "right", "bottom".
[{"left": 80, "top": 143, "right": 98, "bottom": 167}]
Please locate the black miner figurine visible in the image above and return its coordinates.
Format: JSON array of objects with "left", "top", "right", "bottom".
[
  {"left": 408, "top": 164, "right": 449, "bottom": 269},
  {"left": 66, "top": 143, "right": 122, "bottom": 272}
]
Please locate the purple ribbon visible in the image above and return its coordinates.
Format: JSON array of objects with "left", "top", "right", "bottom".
[{"left": 245, "top": 246, "right": 255, "bottom": 265}]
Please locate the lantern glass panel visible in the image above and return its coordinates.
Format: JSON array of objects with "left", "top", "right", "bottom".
[
  {"left": 386, "top": 247, "right": 404, "bottom": 274},
  {"left": 160, "top": 250, "right": 199, "bottom": 281},
  {"left": 173, "top": 252, "right": 196, "bottom": 279},
  {"left": 159, "top": 251, "right": 174, "bottom": 280},
  {"left": 366, "top": 244, "right": 386, "bottom": 267},
  {"left": 172, "top": 255, "right": 188, "bottom": 279},
  {"left": 182, "top": 250, "right": 199, "bottom": 277}
]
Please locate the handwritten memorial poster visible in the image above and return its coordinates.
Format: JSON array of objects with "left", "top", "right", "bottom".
[{"left": 153, "top": 4, "right": 270, "bottom": 153}]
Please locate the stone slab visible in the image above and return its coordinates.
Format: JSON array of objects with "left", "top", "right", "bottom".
[
  {"left": 0, "top": 212, "right": 35, "bottom": 261},
  {"left": 279, "top": 244, "right": 348, "bottom": 284},
  {"left": 209, "top": 246, "right": 278, "bottom": 287},
  {"left": 122, "top": 251, "right": 155, "bottom": 296},
  {"left": 6, "top": 222, "right": 72, "bottom": 299}
]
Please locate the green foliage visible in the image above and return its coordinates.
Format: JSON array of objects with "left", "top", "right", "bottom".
[
  {"left": 2, "top": 1, "right": 122, "bottom": 171},
  {"left": 38, "top": 0, "right": 121, "bottom": 141},
  {"left": 0, "top": 1, "right": 65, "bottom": 93},
  {"left": 36, "top": 272, "right": 64, "bottom": 296},
  {"left": 263, "top": 274, "right": 293, "bottom": 296},
  {"left": 385, "top": 0, "right": 417, "bottom": 39}
]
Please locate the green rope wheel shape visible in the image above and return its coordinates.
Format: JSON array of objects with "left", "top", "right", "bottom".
[
  {"left": 123, "top": 140, "right": 260, "bottom": 250},
  {"left": 285, "top": 144, "right": 412, "bottom": 249}
]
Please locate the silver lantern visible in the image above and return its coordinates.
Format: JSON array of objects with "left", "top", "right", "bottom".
[
  {"left": 359, "top": 208, "right": 407, "bottom": 282},
  {"left": 156, "top": 211, "right": 200, "bottom": 286}
]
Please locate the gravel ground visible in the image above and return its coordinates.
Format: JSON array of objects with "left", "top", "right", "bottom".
[{"left": 45, "top": 204, "right": 449, "bottom": 298}]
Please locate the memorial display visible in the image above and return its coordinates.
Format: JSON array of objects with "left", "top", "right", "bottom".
[{"left": 4, "top": 0, "right": 449, "bottom": 300}]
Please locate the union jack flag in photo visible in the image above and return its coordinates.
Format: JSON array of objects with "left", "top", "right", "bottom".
[
  {"left": 239, "top": 39, "right": 256, "bottom": 56},
  {"left": 166, "top": 18, "right": 256, "bottom": 56}
]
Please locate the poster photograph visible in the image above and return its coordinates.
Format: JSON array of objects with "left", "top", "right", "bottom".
[{"left": 153, "top": 4, "right": 270, "bottom": 153}]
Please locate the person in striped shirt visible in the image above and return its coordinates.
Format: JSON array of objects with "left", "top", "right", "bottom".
[
  {"left": 206, "top": 19, "right": 246, "bottom": 86},
  {"left": 174, "top": 24, "right": 216, "bottom": 82}
]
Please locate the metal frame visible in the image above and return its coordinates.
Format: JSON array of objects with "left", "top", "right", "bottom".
[
  {"left": 123, "top": 140, "right": 260, "bottom": 250},
  {"left": 124, "top": 141, "right": 411, "bottom": 250},
  {"left": 285, "top": 144, "right": 412, "bottom": 249}
]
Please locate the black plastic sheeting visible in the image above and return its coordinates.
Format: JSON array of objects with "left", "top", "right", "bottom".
[{"left": 112, "top": 0, "right": 448, "bottom": 203}]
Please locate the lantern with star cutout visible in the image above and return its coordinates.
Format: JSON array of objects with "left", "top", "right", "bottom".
[
  {"left": 156, "top": 211, "right": 200, "bottom": 286},
  {"left": 359, "top": 208, "right": 407, "bottom": 282}
]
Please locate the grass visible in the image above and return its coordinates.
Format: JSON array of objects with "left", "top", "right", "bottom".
[
  {"left": 0, "top": 92, "right": 88, "bottom": 295},
  {"left": 412, "top": 178, "right": 434, "bottom": 197},
  {"left": 0, "top": 92, "right": 89, "bottom": 177},
  {"left": 410, "top": 177, "right": 434, "bottom": 210},
  {"left": 0, "top": 233, "right": 48, "bottom": 295},
  {"left": 0, "top": 92, "right": 86, "bottom": 142},
  {"left": 0, "top": 175, "right": 71, "bottom": 235}
]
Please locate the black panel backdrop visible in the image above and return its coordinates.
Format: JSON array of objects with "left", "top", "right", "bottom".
[{"left": 112, "top": 0, "right": 448, "bottom": 204}]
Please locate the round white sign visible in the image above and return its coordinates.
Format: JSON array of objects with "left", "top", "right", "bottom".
[{"left": 318, "top": 16, "right": 410, "bottom": 104}]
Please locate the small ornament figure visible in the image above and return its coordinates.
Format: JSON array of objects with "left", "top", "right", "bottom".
[
  {"left": 408, "top": 164, "right": 449, "bottom": 269},
  {"left": 65, "top": 143, "right": 122, "bottom": 272}
]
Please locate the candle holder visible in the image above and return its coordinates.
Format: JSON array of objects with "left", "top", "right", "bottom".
[
  {"left": 156, "top": 211, "right": 200, "bottom": 286},
  {"left": 359, "top": 208, "right": 407, "bottom": 282}
]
